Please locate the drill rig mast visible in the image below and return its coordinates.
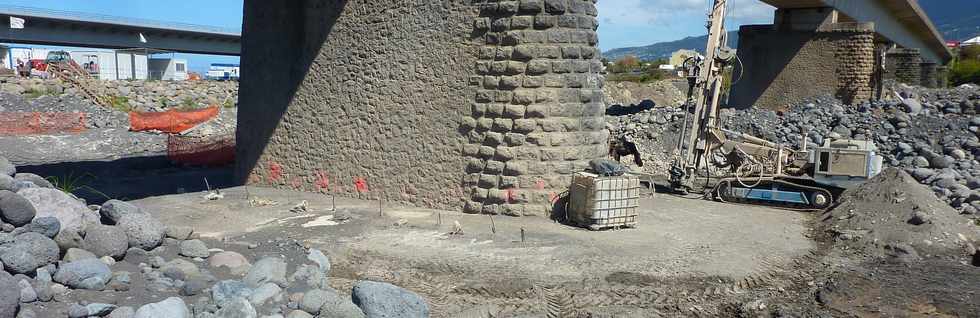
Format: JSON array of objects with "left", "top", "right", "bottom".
[{"left": 668, "top": 0, "right": 883, "bottom": 209}]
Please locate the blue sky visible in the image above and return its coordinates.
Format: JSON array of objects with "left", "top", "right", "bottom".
[{"left": 2, "top": 0, "right": 775, "bottom": 70}]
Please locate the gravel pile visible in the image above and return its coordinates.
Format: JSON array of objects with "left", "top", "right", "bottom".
[
  {"left": 606, "top": 82, "right": 980, "bottom": 217},
  {"left": 820, "top": 168, "right": 979, "bottom": 261},
  {"left": 0, "top": 156, "right": 428, "bottom": 318}
]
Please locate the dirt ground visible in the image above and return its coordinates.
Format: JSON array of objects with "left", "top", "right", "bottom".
[{"left": 132, "top": 186, "right": 822, "bottom": 317}]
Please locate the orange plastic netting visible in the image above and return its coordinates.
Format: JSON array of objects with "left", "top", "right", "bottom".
[
  {"left": 0, "top": 112, "right": 87, "bottom": 136},
  {"left": 130, "top": 106, "right": 219, "bottom": 133}
]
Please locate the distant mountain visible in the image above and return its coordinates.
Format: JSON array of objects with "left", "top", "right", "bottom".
[
  {"left": 604, "top": 1, "right": 980, "bottom": 61},
  {"left": 603, "top": 32, "right": 738, "bottom": 61}
]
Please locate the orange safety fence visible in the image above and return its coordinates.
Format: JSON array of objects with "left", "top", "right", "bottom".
[
  {"left": 130, "top": 106, "right": 220, "bottom": 134},
  {"left": 0, "top": 112, "right": 87, "bottom": 136},
  {"left": 167, "top": 134, "right": 236, "bottom": 166}
]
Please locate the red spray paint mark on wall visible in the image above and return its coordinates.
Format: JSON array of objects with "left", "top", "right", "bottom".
[
  {"left": 315, "top": 171, "right": 330, "bottom": 192},
  {"left": 549, "top": 192, "right": 558, "bottom": 203},
  {"left": 268, "top": 162, "right": 283, "bottom": 182},
  {"left": 354, "top": 177, "right": 369, "bottom": 193},
  {"left": 535, "top": 180, "right": 546, "bottom": 190},
  {"left": 506, "top": 188, "right": 516, "bottom": 204},
  {"left": 290, "top": 176, "right": 302, "bottom": 189}
]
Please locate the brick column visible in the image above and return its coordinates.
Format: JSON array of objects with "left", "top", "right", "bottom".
[
  {"left": 830, "top": 24, "right": 875, "bottom": 104},
  {"left": 887, "top": 48, "right": 922, "bottom": 85},
  {"left": 461, "top": 0, "right": 607, "bottom": 216}
]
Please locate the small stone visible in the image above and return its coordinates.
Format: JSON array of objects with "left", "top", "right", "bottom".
[
  {"left": 135, "top": 297, "right": 191, "bottom": 318},
  {"left": 64, "top": 248, "right": 98, "bottom": 262},
  {"left": 160, "top": 259, "right": 201, "bottom": 281},
  {"left": 82, "top": 224, "right": 129, "bottom": 259},
  {"left": 244, "top": 257, "right": 287, "bottom": 288},
  {"left": 17, "top": 279, "right": 36, "bottom": 303},
  {"left": 24, "top": 217, "right": 59, "bottom": 238},
  {"left": 118, "top": 213, "right": 166, "bottom": 250},
  {"left": 909, "top": 211, "right": 931, "bottom": 225},
  {"left": 209, "top": 251, "right": 250, "bottom": 275},
  {"left": 352, "top": 281, "right": 429, "bottom": 318},
  {"left": 53, "top": 258, "right": 112, "bottom": 290},
  {"left": 306, "top": 249, "right": 330, "bottom": 275},
  {"left": 0, "top": 232, "right": 60, "bottom": 274},
  {"left": 0, "top": 276, "right": 20, "bottom": 318},
  {"left": 285, "top": 311, "right": 313, "bottom": 318},
  {"left": 101, "top": 256, "right": 116, "bottom": 266},
  {"left": 179, "top": 239, "right": 210, "bottom": 258},
  {"left": 107, "top": 306, "right": 135, "bottom": 318},
  {"left": 212, "top": 280, "right": 253, "bottom": 307},
  {"left": 167, "top": 226, "right": 194, "bottom": 240},
  {"left": 214, "top": 297, "right": 257, "bottom": 318},
  {"left": 108, "top": 271, "right": 132, "bottom": 291},
  {"left": 99, "top": 200, "right": 142, "bottom": 225},
  {"left": 0, "top": 190, "right": 36, "bottom": 227},
  {"left": 248, "top": 282, "right": 282, "bottom": 307},
  {"left": 180, "top": 279, "right": 208, "bottom": 296}
]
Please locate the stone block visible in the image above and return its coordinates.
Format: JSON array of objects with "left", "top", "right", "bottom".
[
  {"left": 503, "top": 105, "right": 527, "bottom": 118},
  {"left": 544, "top": 0, "right": 567, "bottom": 14},
  {"left": 511, "top": 16, "right": 533, "bottom": 29},
  {"left": 484, "top": 131, "right": 505, "bottom": 146},
  {"left": 519, "top": 0, "right": 544, "bottom": 13},
  {"left": 534, "top": 15, "right": 557, "bottom": 29},
  {"left": 492, "top": 118, "right": 514, "bottom": 132},
  {"left": 478, "top": 174, "right": 499, "bottom": 188},
  {"left": 478, "top": 146, "right": 497, "bottom": 158},
  {"left": 526, "top": 104, "right": 549, "bottom": 118},
  {"left": 485, "top": 161, "right": 505, "bottom": 174},
  {"left": 513, "top": 90, "right": 536, "bottom": 105},
  {"left": 513, "top": 119, "right": 538, "bottom": 133},
  {"left": 494, "top": 147, "right": 516, "bottom": 161},
  {"left": 505, "top": 133, "right": 527, "bottom": 146},
  {"left": 526, "top": 60, "right": 552, "bottom": 75},
  {"left": 504, "top": 162, "right": 529, "bottom": 176}
]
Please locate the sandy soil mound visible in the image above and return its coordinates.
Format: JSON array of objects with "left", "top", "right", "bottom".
[{"left": 820, "top": 168, "right": 979, "bottom": 260}]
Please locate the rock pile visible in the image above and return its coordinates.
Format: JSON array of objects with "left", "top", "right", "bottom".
[
  {"left": 1, "top": 77, "right": 238, "bottom": 112},
  {"left": 0, "top": 156, "right": 430, "bottom": 318},
  {"left": 606, "top": 82, "right": 980, "bottom": 216}
]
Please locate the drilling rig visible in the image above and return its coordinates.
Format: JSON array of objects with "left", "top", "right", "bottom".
[{"left": 669, "top": 0, "right": 883, "bottom": 209}]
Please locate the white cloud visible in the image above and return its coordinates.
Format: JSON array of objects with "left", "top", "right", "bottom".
[{"left": 597, "top": 0, "right": 775, "bottom": 28}]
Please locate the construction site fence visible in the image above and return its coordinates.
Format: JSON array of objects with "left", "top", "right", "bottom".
[
  {"left": 130, "top": 106, "right": 220, "bottom": 134},
  {"left": 0, "top": 112, "right": 87, "bottom": 136}
]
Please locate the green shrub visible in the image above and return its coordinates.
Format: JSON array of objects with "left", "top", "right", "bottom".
[
  {"left": 24, "top": 87, "right": 55, "bottom": 99},
  {"left": 108, "top": 95, "right": 132, "bottom": 112},
  {"left": 950, "top": 59, "right": 980, "bottom": 86}
]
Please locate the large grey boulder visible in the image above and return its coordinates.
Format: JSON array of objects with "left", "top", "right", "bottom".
[
  {"left": 0, "top": 274, "right": 18, "bottom": 318},
  {"left": 0, "top": 233, "right": 59, "bottom": 274},
  {"left": 352, "top": 281, "right": 429, "bottom": 318},
  {"left": 117, "top": 212, "right": 166, "bottom": 250},
  {"left": 0, "top": 157, "right": 14, "bottom": 177},
  {"left": 134, "top": 297, "right": 190, "bottom": 318},
  {"left": 82, "top": 225, "right": 128, "bottom": 259},
  {"left": 53, "top": 258, "right": 112, "bottom": 290},
  {"left": 0, "top": 191, "right": 35, "bottom": 227},
  {"left": 244, "top": 257, "right": 287, "bottom": 288},
  {"left": 18, "top": 188, "right": 97, "bottom": 235},
  {"left": 214, "top": 297, "right": 256, "bottom": 318},
  {"left": 99, "top": 200, "right": 141, "bottom": 225},
  {"left": 13, "top": 174, "right": 52, "bottom": 189}
]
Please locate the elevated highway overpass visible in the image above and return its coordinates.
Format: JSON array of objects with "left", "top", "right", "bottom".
[
  {"left": 731, "top": 0, "right": 952, "bottom": 110},
  {"left": 0, "top": 5, "right": 240, "bottom": 56}
]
